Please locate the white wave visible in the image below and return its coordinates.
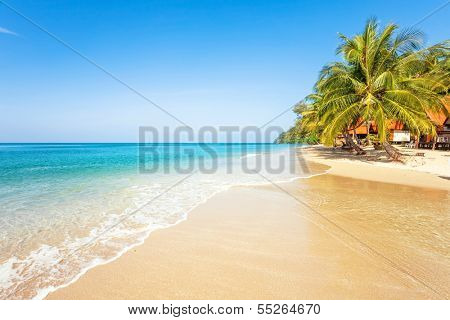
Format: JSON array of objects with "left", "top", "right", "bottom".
[{"left": 0, "top": 146, "right": 326, "bottom": 299}]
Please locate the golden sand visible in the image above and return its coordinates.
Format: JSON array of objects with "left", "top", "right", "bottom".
[
  {"left": 47, "top": 149, "right": 450, "bottom": 300},
  {"left": 300, "top": 145, "right": 450, "bottom": 190}
]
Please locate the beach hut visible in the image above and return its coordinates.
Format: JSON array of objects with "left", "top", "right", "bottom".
[
  {"left": 346, "top": 97, "right": 450, "bottom": 150},
  {"left": 420, "top": 97, "right": 450, "bottom": 149}
]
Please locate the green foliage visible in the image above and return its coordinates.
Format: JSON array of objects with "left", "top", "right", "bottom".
[
  {"left": 275, "top": 119, "right": 320, "bottom": 144},
  {"left": 278, "top": 18, "right": 449, "bottom": 146},
  {"left": 318, "top": 19, "right": 448, "bottom": 144}
]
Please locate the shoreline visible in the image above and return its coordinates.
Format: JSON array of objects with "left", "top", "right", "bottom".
[
  {"left": 299, "top": 145, "right": 450, "bottom": 190},
  {"left": 47, "top": 147, "right": 449, "bottom": 299},
  {"left": 39, "top": 159, "right": 328, "bottom": 300}
]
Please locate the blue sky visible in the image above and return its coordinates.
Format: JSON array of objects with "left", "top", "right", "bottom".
[{"left": 0, "top": 0, "right": 449, "bottom": 142}]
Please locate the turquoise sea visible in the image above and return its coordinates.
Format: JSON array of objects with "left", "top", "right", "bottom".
[{"left": 0, "top": 143, "right": 302, "bottom": 299}]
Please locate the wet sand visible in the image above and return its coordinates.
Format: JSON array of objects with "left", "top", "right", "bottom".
[{"left": 47, "top": 155, "right": 450, "bottom": 299}]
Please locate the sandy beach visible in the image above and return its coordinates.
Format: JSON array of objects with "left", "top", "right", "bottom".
[
  {"left": 299, "top": 145, "right": 450, "bottom": 189},
  {"left": 47, "top": 146, "right": 450, "bottom": 300}
]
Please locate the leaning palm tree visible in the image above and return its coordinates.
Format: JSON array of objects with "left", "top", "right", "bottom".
[
  {"left": 414, "top": 41, "right": 450, "bottom": 94},
  {"left": 276, "top": 100, "right": 320, "bottom": 144},
  {"left": 316, "top": 18, "right": 448, "bottom": 160},
  {"left": 296, "top": 94, "right": 327, "bottom": 145},
  {"left": 296, "top": 95, "right": 321, "bottom": 133}
]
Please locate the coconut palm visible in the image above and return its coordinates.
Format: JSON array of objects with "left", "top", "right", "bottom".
[
  {"left": 315, "top": 18, "right": 448, "bottom": 160},
  {"left": 276, "top": 99, "right": 322, "bottom": 144},
  {"left": 412, "top": 41, "right": 450, "bottom": 94},
  {"left": 295, "top": 95, "right": 324, "bottom": 145}
]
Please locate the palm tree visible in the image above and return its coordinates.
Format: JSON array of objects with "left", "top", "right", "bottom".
[
  {"left": 295, "top": 96, "right": 324, "bottom": 145},
  {"left": 414, "top": 42, "right": 450, "bottom": 94},
  {"left": 295, "top": 96, "right": 320, "bottom": 134},
  {"left": 276, "top": 99, "right": 322, "bottom": 144},
  {"left": 295, "top": 92, "right": 367, "bottom": 152},
  {"left": 316, "top": 18, "right": 448, "bottom": 160}
]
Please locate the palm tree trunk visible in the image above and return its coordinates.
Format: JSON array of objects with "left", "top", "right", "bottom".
[
  {"left": 344, "top": 133, "right": 366, "bottom": 154},
  {"left": 382, "top": 142, "right": 403, "bottom": 162},
  {"left": 365, "top": 121, "right": 372, "bottom": 146},
  {"left": 432, "top": 136, "right": 437, "bottom": 150}
]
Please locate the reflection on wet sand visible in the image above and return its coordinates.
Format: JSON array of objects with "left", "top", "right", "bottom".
[
  {"left": 48, "top": 164, "right": 449, "bottom": 299},
  {"left": 295, "top": 173, "right": 450, "bottom": 298}
]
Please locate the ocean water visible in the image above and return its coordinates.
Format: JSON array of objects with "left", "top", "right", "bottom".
[{"left": 0, "top": 143, "right": 306, "bottom": 299}]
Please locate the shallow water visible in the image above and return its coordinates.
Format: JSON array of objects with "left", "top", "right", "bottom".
[
  {"left": 297, "top": 173, "right": 450, "bottom": 297},
  {"left": 0, "top": 143, "right": 306, "bottom": 299}
]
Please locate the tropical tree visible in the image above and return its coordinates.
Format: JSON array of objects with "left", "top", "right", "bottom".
[
  {"left": 315, "top": 18, "right": 448, "bottom": 160},
  {"left": 413, "top": 41, "right": 450, "bottom": 94},
  {"left": 276, "top": 100, "right": 321, "bottom": 144}
]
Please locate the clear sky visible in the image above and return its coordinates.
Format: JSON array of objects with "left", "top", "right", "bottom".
[{"left": 0, "top": 0, "right": 449, "bottom": 142}]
